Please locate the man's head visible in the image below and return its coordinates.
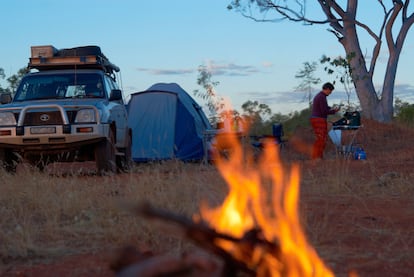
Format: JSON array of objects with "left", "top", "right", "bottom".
[{"left": 322, "top": 82, "right": 335, "bottom": 95}]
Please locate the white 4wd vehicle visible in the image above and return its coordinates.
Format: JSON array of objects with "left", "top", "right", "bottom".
[{"left": 0, "top": 45, "right": 132, "bottom": 173}]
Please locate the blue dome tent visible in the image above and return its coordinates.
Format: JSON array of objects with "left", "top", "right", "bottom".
[{"left": 127, "top": 83, "right": 212, "bottom": 162}]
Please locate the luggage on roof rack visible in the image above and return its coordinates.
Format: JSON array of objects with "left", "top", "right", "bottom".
[
  {"left": 56, "top": 46, "right": 103, "bottom": 57},
  {"left": 28, "top": 45, "right": 120, "bottom": 74}
]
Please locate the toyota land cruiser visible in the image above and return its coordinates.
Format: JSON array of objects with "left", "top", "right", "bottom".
[{"left": 0, "top": 45, "right": 132, "bottom": 173}]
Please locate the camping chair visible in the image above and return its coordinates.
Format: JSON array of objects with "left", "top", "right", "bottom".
[
  {"left": 251, "top": 123, "right": 287, "bottom": 151},
  {"left": 272, "top": 123, "right": 287, "bottom": 148}
]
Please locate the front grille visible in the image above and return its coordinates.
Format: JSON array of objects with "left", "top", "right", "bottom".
[
  {"left": 23, "top": 111, "right": 63, "bottom": 125},
  {"left": 16, "top": 110, "right": 78, "bottom": 126}
]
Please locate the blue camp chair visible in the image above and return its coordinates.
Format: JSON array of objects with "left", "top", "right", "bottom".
[
  {"left": 272, "top": 123, "right": 286, "bottom": 147},
  {"left": 251, "top": 123, "right": 286, "bottom": 150}
]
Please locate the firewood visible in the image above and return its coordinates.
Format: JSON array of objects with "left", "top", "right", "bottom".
[
  {"left": 116, "top": 252, "right": 222, "bottom": 277},
  {"left": 126, "top": 202, "right": 283, "bottom": 276},
  {"left": 110, "top": 246, "right": 153, "bottom": 272}
]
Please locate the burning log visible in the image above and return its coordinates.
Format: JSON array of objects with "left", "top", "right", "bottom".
[
  {"left": 112, "top": 246, "right": 221, "bottom": 277},
  {"left": 123, "top": 202, "right": 283, "bottom": 276}
]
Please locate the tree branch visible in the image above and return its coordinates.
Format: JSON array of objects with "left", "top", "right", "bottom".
[
  {"left": 366, "top": 1, "right": 393, "bottom": 75},
  {"left": 385, "top": 1, "right": 404, "bottom": 52},
  {"left": 316, "top": 0, "right": 344, "bottom": 37},
  {"left": 395, "top": 2, "right": 414, "bottom": 51},
  {"left": 403, "top": 0, "right": 410, "bottom": 19}
]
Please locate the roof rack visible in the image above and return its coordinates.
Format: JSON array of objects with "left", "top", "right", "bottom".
[{"left": 28, "top": 45, "right": 120, "bottom": 74}]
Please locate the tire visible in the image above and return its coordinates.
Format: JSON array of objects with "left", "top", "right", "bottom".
[
  {"left": 0, "top": 149, "right": 19, "bottom": 173},
  {"left": 95, "top": 131, "right": 116, "bottom": 175},
  {"left": 117, "top": 133, "right": 132, "bottom": 172}
]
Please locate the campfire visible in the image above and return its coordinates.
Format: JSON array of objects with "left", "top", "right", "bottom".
[
  {"left": 197, "top": 134, "right": 335, "bottom": 276},
  {"left": 114, "top": 132, "right": 338, "bottom": 276}
]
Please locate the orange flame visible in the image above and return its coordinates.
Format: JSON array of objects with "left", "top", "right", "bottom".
[{"left": 198, "top": 132, "right": 335, "bottom": 276}]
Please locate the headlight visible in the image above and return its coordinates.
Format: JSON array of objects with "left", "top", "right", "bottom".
[
  {"left": 0, "top": 112, "right": 16, "bottom": 126},
  {"left": 75, "top": 109, "right": 96, "bottom": 123}
]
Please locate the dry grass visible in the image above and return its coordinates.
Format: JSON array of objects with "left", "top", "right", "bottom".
[
  {"left": 0, "top": 162, "right": 227, "bottom": 265},
  {"left": 1, "top": 119, "right": 414, "bottom": 276}
]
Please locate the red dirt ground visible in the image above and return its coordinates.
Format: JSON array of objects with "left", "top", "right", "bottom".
[{"left": 2, "top": 119, "right": 414, "bottom": 277}]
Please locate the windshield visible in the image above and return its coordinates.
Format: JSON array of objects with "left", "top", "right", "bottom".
[{"left": 14, "top": 73, "right": 105, "bottom": 101}]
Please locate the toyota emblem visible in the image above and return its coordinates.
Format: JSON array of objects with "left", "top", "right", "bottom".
[{"left": 40, "top": 114, "right": 50, "bottom": 122}]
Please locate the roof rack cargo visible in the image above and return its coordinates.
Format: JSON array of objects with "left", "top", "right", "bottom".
[{"left": 28, "top": 45, "right": 120, "bottom": 74}]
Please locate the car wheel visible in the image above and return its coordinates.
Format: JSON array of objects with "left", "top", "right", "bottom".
[
  {"left": 0, "top": 149, "right": 19, "bottom": 173},
  {"left": 117, "top": 133, "right": 132, "bottom": 172},
  {"left": 95, "top": 130, "right": 116, "bottom": 175}
]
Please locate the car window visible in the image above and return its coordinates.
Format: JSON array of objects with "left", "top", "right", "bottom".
[
  {"left": 14, "top": 73, "right": 104, "bottom": 101},
  {"left": 103, "top": 75, "right": 120, "bottom": 97}
]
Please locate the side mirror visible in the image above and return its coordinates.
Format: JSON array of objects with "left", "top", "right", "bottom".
[
  {"left": 109, "top": 89, "right": 122, "bottom": 101},
  {"left": 0, "top": 93, "right": 12, "bottom": 104}
]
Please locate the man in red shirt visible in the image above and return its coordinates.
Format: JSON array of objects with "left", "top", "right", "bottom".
[{"left": 310, "top": 82, "right": 340, "bottom": 160}]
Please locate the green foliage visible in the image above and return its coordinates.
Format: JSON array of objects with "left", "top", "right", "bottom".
[
  {"left": 241, "top": 100, "right": 271, "bottom": 119},
  {"left": 0, "top": 66, "right": 28, "bottom": 95},
  {"left": 241, "top": 100, "right": 272, "bottom": 136},
  {"left": 394, "top": 97, "right": 408, "bottom": 116},
  {"left": 282, "top": 108, "right": 312, "bottom": 136},
  {"left": 320, "top": 54, "right": 355, "bottom": 107},
  {"left": 269, "top": 112, "right": 291, "bottom": 126},
  {"left": 193, "top": 65, "right": 222, "bottom": 116},
  {"left": 7, "top": 68, "right": 28, "bottom": 94},
  {"left": 259, "top": 112, "right": 290, "bottom": 136},
  {"left": 0, "top": 67, "right": 7, "bottom": 94},
  {"left": 248, "top": 107, "right": 311, "bottom": 140},
  {"left": 394, "top": 98, "right": 414, "bottom": 127},
  {"left": 210, "top": 109, "right": 241, "bottom": 129}
]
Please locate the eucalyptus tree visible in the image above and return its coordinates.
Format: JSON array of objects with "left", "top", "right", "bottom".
[
  {"left": 7, "top": 67, "right": 28, "bottom": 94},
  {"left": 193, "top": 64, "right": 223, "bottom": 116},
  {"left": 241, "top": 100, "right": 272, "bottom": 135},
  {"left": 228, "top": 1, "right": 414, "bottom": 122},
  {"left": 0, "top": 67, "right": 27, "bottom": 95}
]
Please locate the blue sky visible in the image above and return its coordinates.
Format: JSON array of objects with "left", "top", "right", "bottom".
[{"left": 1, "top": 1, "right": 414, "bottom": 115}]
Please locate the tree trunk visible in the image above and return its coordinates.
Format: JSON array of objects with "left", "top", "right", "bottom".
[
  {"left": 338, "top": 19, "right": 396, "bottom": 122},
  {"left": 343, "top": 31, "right": 402, "bottom": 123}
]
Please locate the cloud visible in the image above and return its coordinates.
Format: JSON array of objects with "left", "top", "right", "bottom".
[
  {"left": 244, "top": 89, "right": 309, "bottom": 103},
  {"left": 205, "top": 60, "right": 260, "bottom": 76},
  {"left": 135, "top": 67, "right": 194, "bottom": 75},
  {"left": 239, "top": 90, "right": 310, "bottom": 114},
  {"left": 262, "top": 61, "right": 273, "bottom": 68},
  {"left": 394, "top": 83, "right": 414, "bottom": 102},
  {"left": 135, "top": 60, "right": 261, "bottom": 77}
]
